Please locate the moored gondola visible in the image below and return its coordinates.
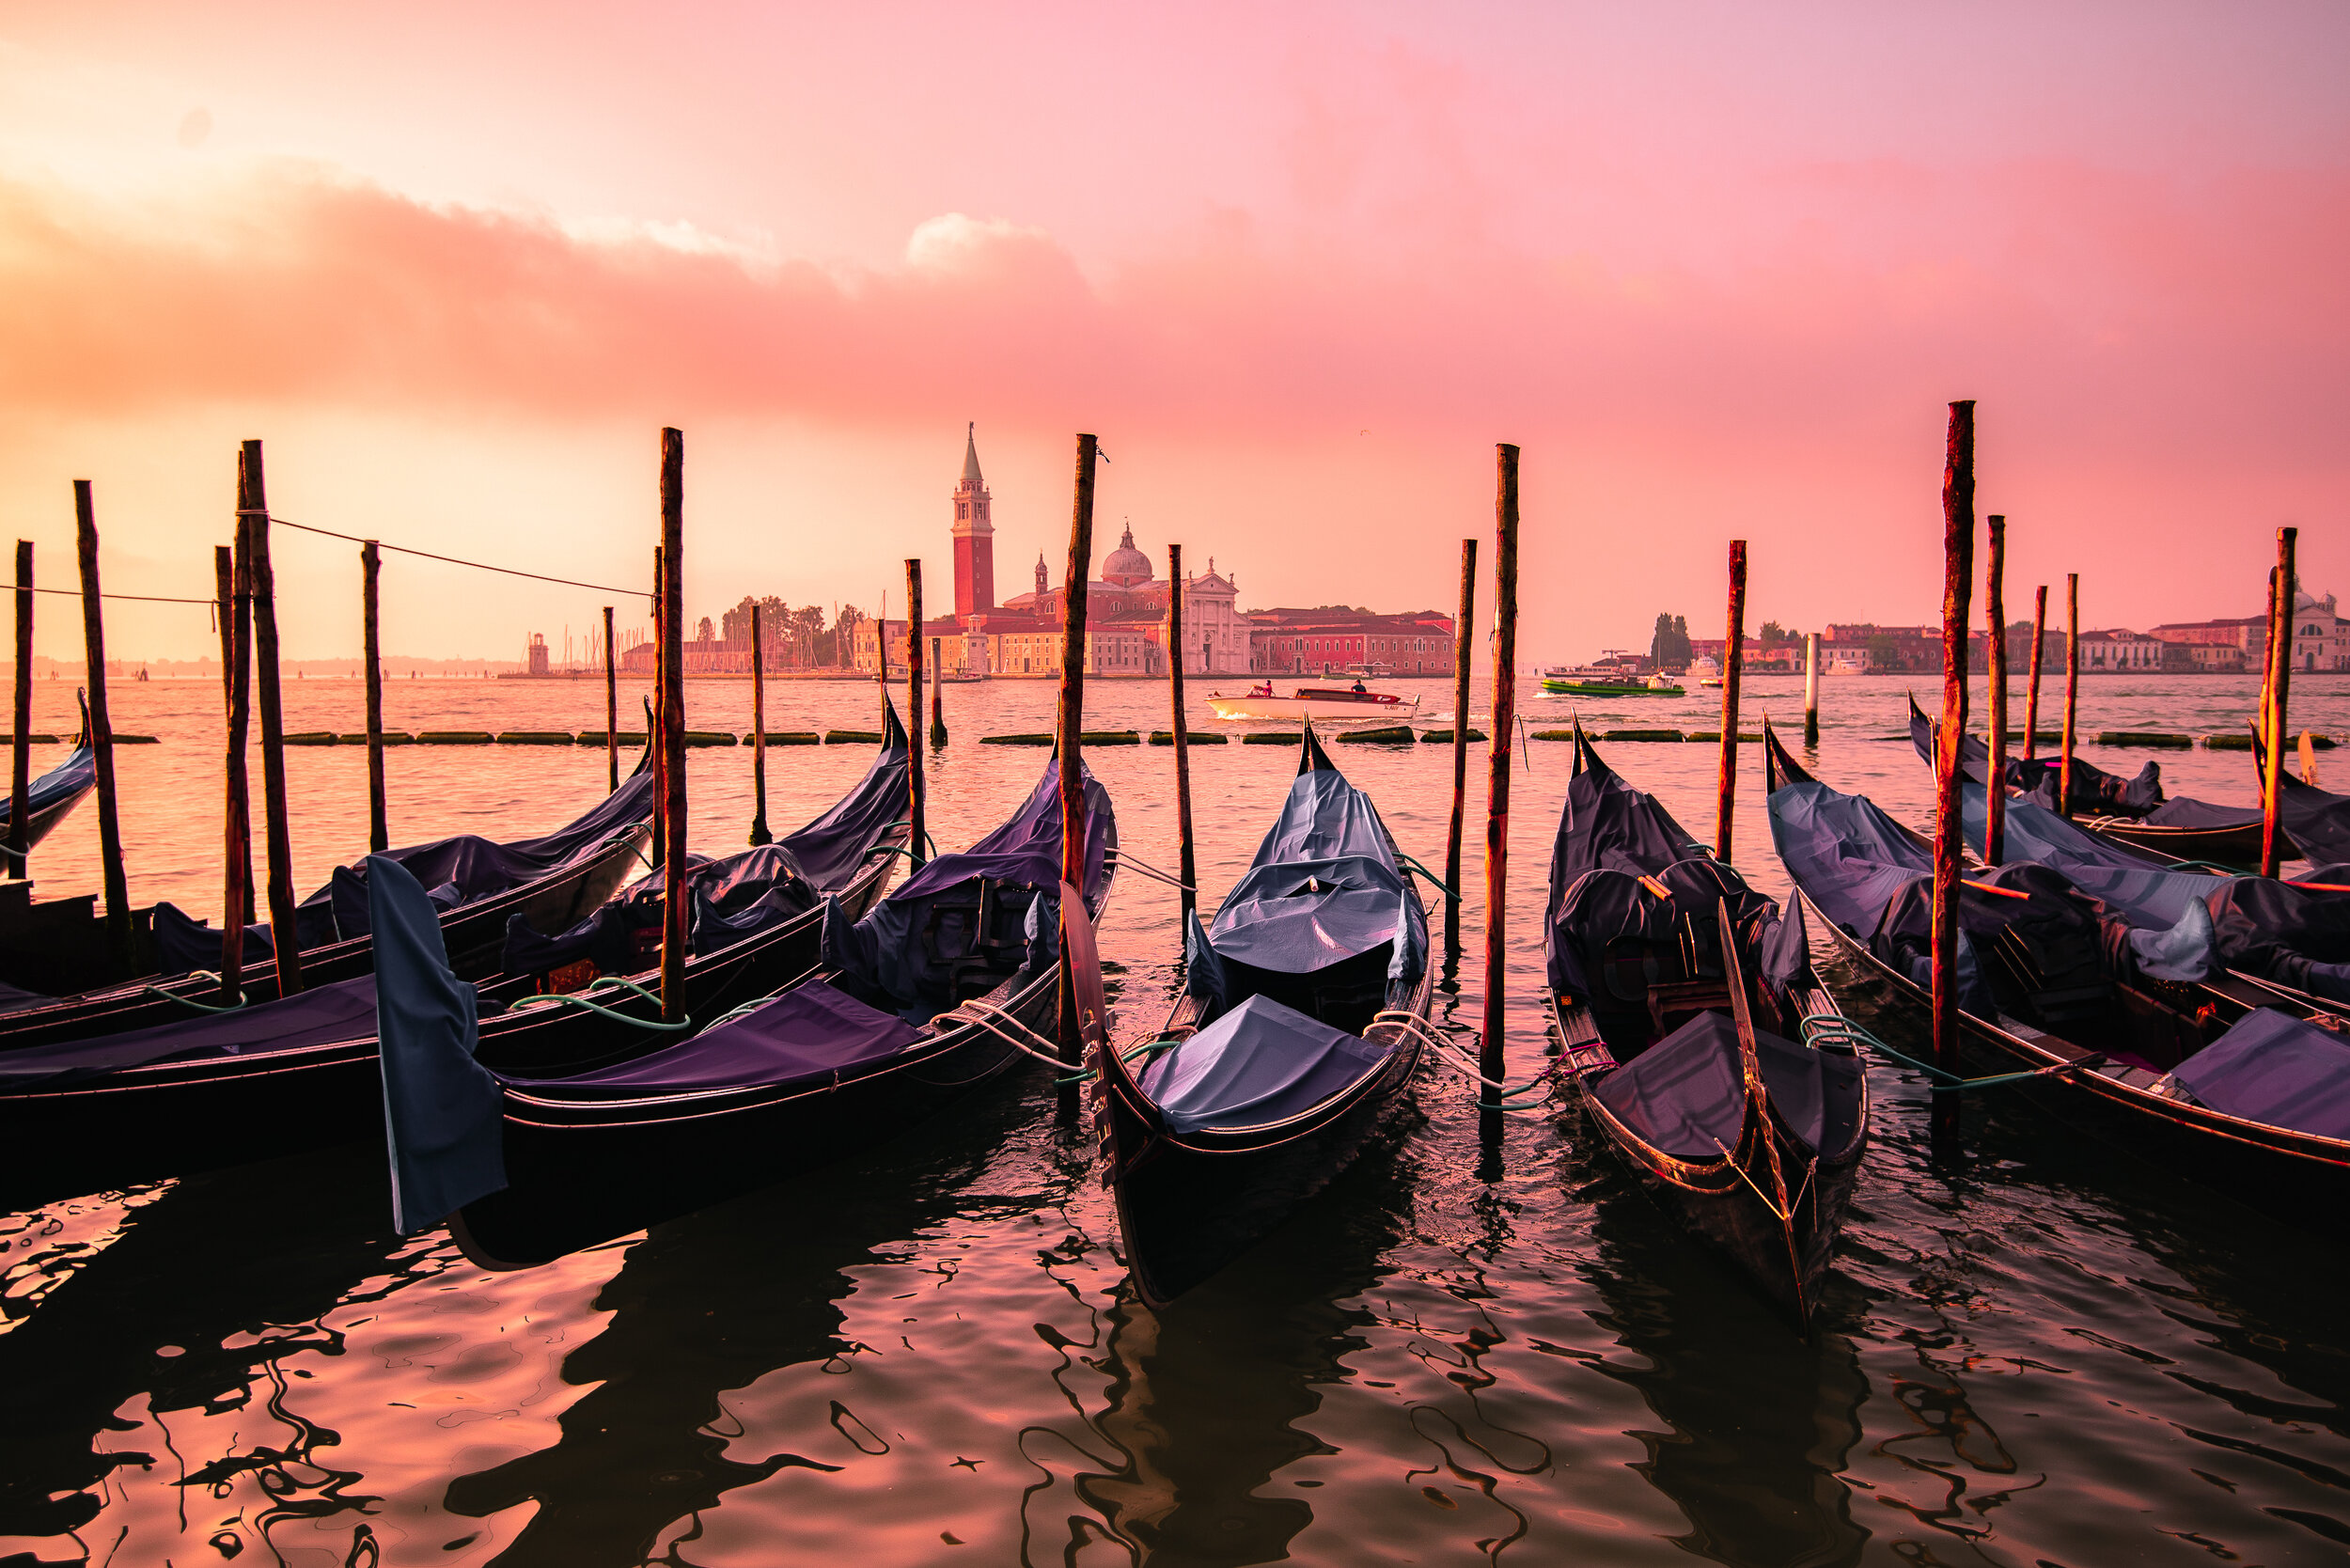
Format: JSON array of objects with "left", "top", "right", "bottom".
[
  {"left": 0, "top": 724, "right": 913, "bottom": 1209},
  {"left": 1092, "top": 726, "right": 1433, "bottom": 1307},
  {"left": 415, "top": 752, "right": 1119, "bottom": 1268},
  {"left": 1544, "top": 721, "right": 1867, "bottom": 1326},
  {"left": 0, "top": 692, "right": 99, "bottom": 865},
  {"left": 1764, "top": 716, "right": 2350, "bottom": 1235}
]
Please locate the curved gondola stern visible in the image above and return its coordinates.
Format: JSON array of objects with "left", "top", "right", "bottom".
[{"left": 1762, "top": 714, "right": 1816, "bottom": 793}]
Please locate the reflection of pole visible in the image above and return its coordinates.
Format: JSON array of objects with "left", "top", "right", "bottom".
[
  {"left": 1715, "top": 541, "right": 1747, "bottom": 863},
  {"left": 2024, "top": 585, "right": 2047, "bottom": 761},
  {"left": 930, "top": 636, "right": 948, "bottom": 749},
  {"left": 1803, "top": 631, "right": 1821, "bottom": 747},
  {"left": 1480, "top": 447, "right": 1518, "bottom": 1100},
  {"left": 8, "top": 541, "right": 31, "bottom": 878},
  {"left": 1057, "top": 435, "right": 1099, "bottom": 1077},
  {"left": 748, "top": 601, "right": 772, "bottom": 846},
  {"left": 906, "top": 560, "right": 927, "bottom": 871},
  {"left": 603, "top": 604, "right": 618, "bottom": 792},
  {"left": 2060, "top": 573, "right": 2079, "bottom": 820},
  {"left": 363, "top": 540, "right": 387, "bottom": 853},
  {"left": 1167, "top": 543, "right": 1196, "bottom": 922},
  {"left": 74, "top": 483, "right": 131, "bottom": 968},
  {"left": 1445, "top": 539, "right": 1477, "bottom": 954},
  {"left": 658, "top": 431, "right": 687, "bottom": 1023},
  {"left": 2262, "top": 529, "right": 2298, "bottom": 877},
  {"left": 1983, "top": 515, "right": 2007, "bottom": 866},
  {"left": 244, "top": 442, "right": 303, "bottom": 998},
  {"left": 1932, "top": 400, "right": 1975, "bottom": 1149}
]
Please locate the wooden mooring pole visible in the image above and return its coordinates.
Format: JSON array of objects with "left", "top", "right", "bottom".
[
  {"left": 650, "top": 547, "right": 666, "bottom": 865},
  {"left": 73, "top": 481, "right": 131, "bottom": 965},
  {"left": 1715, "top": 541, "right": 1747, "bottom": 863},
  {"left": 1167, "top": 542, "right": 1197, "bottom": 921},
  {"left": 8, "top": 541, "right": 30, "bottom": 878},
  {"left": 1932, "top": 400, "right": 1976, "bottom": 1145},
  {"left": 219, "top": 534, "right": 253, "bottom": 1001},
  {"left": 603, "top": 604, "right": 619, "bottom": 792},
  {"left": 930, "top": 636, "right": 948, "bottom": 749},
  {"left": 243, "top": 442, "right": 302, "bottom": 997},
  {"left": 1481, "top": 447, "right": 1519, "bottom": 1099},
  {"left": 362, "top": 540, "right": 387, "bottom": 853},
  {"left": 906, "top": 560, "right": 927, "bottom": 871},
  {"left": 2262, "top": 528, "right": 2298, "bottom": 878},
  {"left": 2060, "top": 572, "right": 2079, "bottom": 820},
  {"left": 2024, "top": 584, "right": 2047, "bottom": 760},
  {"left": 1446, "top": 539, "right": 1477, "bottom": 954},
  {"left": 1057, "top": 435, "right": 1100, "bottom": 1077},
  {"left": 1803, "top": 631, "right": 1821, "bottom": 748},
  {"left": 748, "top": 601, "right": 772, "bottom": 845},
  {"left": 659, "top": 431, "right": 687, "bottom": 1023},
  {"left": 1983, "top": 515, "right": 2008, "bottom": 866}
]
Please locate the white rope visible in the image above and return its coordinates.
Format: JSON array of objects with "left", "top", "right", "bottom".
[
  {"left": 941, "top": 996, "right": 1078, "bottom": 1070},
  {"left": 1370, "top": 1010, "right": 1552, "bottom": 1097},
  {"left": 1104, "top": 849, "right": 1194, "bottom": 891}
]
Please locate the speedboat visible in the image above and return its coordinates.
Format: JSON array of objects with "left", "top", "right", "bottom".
[{"left": 1204, "top": 684, "right": 1420, "bottom": 722}]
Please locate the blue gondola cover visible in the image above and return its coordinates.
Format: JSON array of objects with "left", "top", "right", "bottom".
[
  {"left": 2170, "top": 1008, "right": 2350, "bottom": 1141},
  {"left": 1142, "top": 993, "right": 1389, "bottom": 1134}
]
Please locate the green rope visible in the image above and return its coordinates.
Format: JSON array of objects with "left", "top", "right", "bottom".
[
  {"left": 1395, "top": 855, "right": 1461, "bottom": 901},
  {"left": 1055, "top": 1033, "right": 1182, "bottom": 1085},
  {"left": 1801, "top": 1011, "right": 2095, "bottom": 1093},
  {"left": 510, "top": 976, "right": 693, "bottom": 1031},
  {"left": 142, "top": 976, "right": 245, "bottom": 1014}
]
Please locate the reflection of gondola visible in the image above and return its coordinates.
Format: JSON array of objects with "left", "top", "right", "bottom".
[
  {"left": 1082, "top": 1150, "right": 1419, "bottom": 1564},
  {"left": 1094, "top": 727, "right": 1431, "bottom": 1306},
  {"left": 0, "top": 739, "right": 660, "bottom": 1048},
  {"left": 0, "top": 725, "right": 910, "bottom": 1210},
  {"left": 1546, "top": 722, "right": 1867, "bottom": 1327},
  {"left": 1765, "top": 718, "right": 2350, "bottom": 1235},
  {"left": 435, "top": 754, "right": 1118, "bottom": 1267},
  {"left": 1570, "top": 1144, "right": 1872, "bottom": 1568}
]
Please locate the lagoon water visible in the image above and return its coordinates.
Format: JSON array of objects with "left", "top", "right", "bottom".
[{"left": 3, "top": 671, "right": 2347, "bottom": 1566}]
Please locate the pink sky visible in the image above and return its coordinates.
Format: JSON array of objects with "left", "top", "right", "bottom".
[{"left": 0, "top": 2, "right": 2342, "bottom": 663}]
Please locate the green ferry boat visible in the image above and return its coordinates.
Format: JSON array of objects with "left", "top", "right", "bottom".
[{"left": 1541, "top": 665, "right": 1684, "bottom": 698}]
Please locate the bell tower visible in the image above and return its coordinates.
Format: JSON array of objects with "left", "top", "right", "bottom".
[{"left": 951, "top": 423, "right": 995, "bottom": 619}]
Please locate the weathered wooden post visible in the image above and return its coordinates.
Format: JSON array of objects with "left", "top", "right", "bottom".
[
  {"left": 72, "top": 482, "right": 131, "bottom": 964},
  {"left": 2024, "top": 584, "right": 2048, "bottom": 760},
  {"left": 1446, "top": 539, "right": 1477, "bottom": 954},
  {"left": 218, "top": 535, "right": 253, "bottom": 1001},
  {"left": 362, "top": 540, "right": 387, "bottom": 853},
  {"left": 2262, "top": 528, "right": 2299, "bottom": 878},
  {"left": 1716, "top": 541, "right": 1747, "bottom": 863},
  {"left": 1983, "top": 514, "right": 2008, "bottom": 865},
  {"left": 243, "top": 442, "right": 302, "bottom": 997},
  {"left": 603, "top": 604, "right": 619, "bottom": 792},
  {"left": 930, "top": 636, "right": 948, "bottom": 749},
  {"left": 1803, "top": 631, "right": 1821, "bottom": 748},
  {"left": 8, "top": 541, "right": 30, "bottom": 877},
  {"left": 748, "top": 601, "right": 772, "bottom": 846},
  {"left": 1933, "top": 400, "right": 1976, "bottom": 1145},
  {"left": 1167, "top": 542, "right": 1197, "bottom": 921},
  {"left": 1482, "top": 447, "right": 1519, "bottom": 1099},
  {"left": 1058, "top": 435, "right": 1099, "bottom": 1075},
  {"left": 659, "top": 431, "right": 688, "bottom": 1023},
  {"left": 2060, "top": 573, "right": 2079, "bottom": 820},
  {"left": 906, "top": 559, "right": 927, "bottom": 870}
]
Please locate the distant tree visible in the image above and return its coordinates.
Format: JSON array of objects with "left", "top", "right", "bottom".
[
  {"left": 1866, "top": 633, "right": 1902, "bottom": 672},
  {"left": 1651, "top": 612, "right": 1693, "bottom": 668},
  {"left": 1759, "top": 620, "right": 1791, "bottom": 649}
]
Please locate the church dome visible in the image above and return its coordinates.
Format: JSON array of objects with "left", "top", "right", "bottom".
[{"left": 1103, "top": 525, "right": 1153, "bottom": 588}]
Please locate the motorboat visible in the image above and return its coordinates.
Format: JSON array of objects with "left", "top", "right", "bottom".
[{"left": 1204, "top": 684, "right": 1421, "bottom": 722}]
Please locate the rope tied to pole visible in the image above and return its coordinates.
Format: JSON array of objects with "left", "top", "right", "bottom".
[
  {"left": 1800, "top": 1011, "right": 2104, "bottom": 1093},
  {"left": 140, "top": 974, "right": 246, "bottom": 1013},
  {"left": 509, "top": 975, "right": 693, "bottom": 1031}
]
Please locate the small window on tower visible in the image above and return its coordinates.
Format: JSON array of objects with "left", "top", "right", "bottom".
[{"left": 957, "top": 502, "right": 967, "bottom": 520}]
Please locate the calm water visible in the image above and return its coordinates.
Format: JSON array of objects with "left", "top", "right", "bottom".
[{"left": 4, "top": 671, "right": 2348, "bottom": 1567}]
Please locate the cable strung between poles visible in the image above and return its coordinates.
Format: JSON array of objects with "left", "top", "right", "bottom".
[{"left": 261, "top": 513, "right": 647, "bottom": 598}]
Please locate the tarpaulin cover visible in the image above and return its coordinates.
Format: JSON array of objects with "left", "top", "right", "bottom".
[
  {"left": 0, "top": 740, "right": 94, "bottom": 832},
  {"left": 822, "top": 758, "right": 1113, "bottom": 1021},
  {"left": 1139, "top": 992, "right": 1392, "bottom": 1134},
  {"left": 0, "top": 974, "right": 381, "bottom": 1090},
  {"left": 1908, "top": 699, "right": 2162, "bottom": 818},
  {"left": 1189, "top": 764, "right": 1427, "bottom": 1014},
  {"left": 2170, "top": 1008, "right": 2350, "bottom": 1142},
  {"left": 500, "top": 980, "right": 922, "bottom": 1094},
  {"left": 1544, "top": 740, "right": 1810, "bottom": 1005},
  {"left": 2139, "top": 769, "right": 2350, "bottom": 865},
  {"left": 149, "top": 769, "right": 657, "bottom": 975},
  {"left": 1590, "top": 1011, "right": 1861, "bottom": 1161},
  {"left": 371, "top": 855, "right": 505, "bottom": 1233},
  {"left": 776, "top": 706, "right": 911, "bottom": 890},
  {"left": 500, "top": 844, "right": 819, "bottom": 977}
]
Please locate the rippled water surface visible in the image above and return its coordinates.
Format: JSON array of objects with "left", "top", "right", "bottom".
[{"left": 4, "top": 671, "right": 2348, "bottom": 1566}]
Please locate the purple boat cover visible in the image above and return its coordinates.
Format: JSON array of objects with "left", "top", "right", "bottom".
[
  {"left": 371, "top": 854, "right": 505, "bottom": 1232},
  {"left": 776, "top": 702, "right": 911, "bottom": 890},
  {"left": 0, "top": 975, "right": 381, "bottom": 1089},
  {"left": 1139, "top": 993, "right": 1390, "bottom": 1134},
  {"left": 2170, "top": 1008, "right": 2350, "bottom": 1142},
  {"left": 500, "top": 843, "right": 820, "bottom": 978},
  {"left": 500, "top": 980, "right": 923, "bottom": 1095},
  {"left": 149, "top": 768, "right": 656, "bottom": 974},
  {"left": 1908, "top": 698, "right": 2163, "bottom": 818},
  {"left": 0, "top": 738, "right": 95, "bottom": 831},
  {"left": 2273, "top": 771, "right": 2350, "bottom": 864},
  {"left": 1590, "top": 1010, "right": 1860, "bottom": 1160}
]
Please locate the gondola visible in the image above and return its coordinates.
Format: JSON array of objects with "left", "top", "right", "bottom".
[
  {"left": 2103, "top": 733, "right": 2350, "bottom": 868},
  {"left": 1544, "top": 721, "right": 1866, "bottom": 1326},
  {"left": 0, "top": 691, "right": 99, "bottom": 864},
  {"left": 389, "top": 751, "right": 1118, "bottom": 1268},
  {"left": 1763, "top": 716, "right": 2350, "bottom": 1234},
  {"left": 1906, "top": 699, "right": 2350, "bottom": 1015},
  {"left": 0, "top": 723, "right": 913, "bottom": 1209},
  {"left": 0, "top": 741, "right": 663, "bottom": 1049},
  {"left": 1092, "top": 725, "right": 1432, "bottom": 1307}
]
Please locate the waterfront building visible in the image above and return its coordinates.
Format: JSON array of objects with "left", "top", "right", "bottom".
[
  {"left": 1246, "top": 608, "right": 1457, "bottom": 677},
  {"left": 2078, "top": 629, "right": 2164, "bottom": 673}
]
